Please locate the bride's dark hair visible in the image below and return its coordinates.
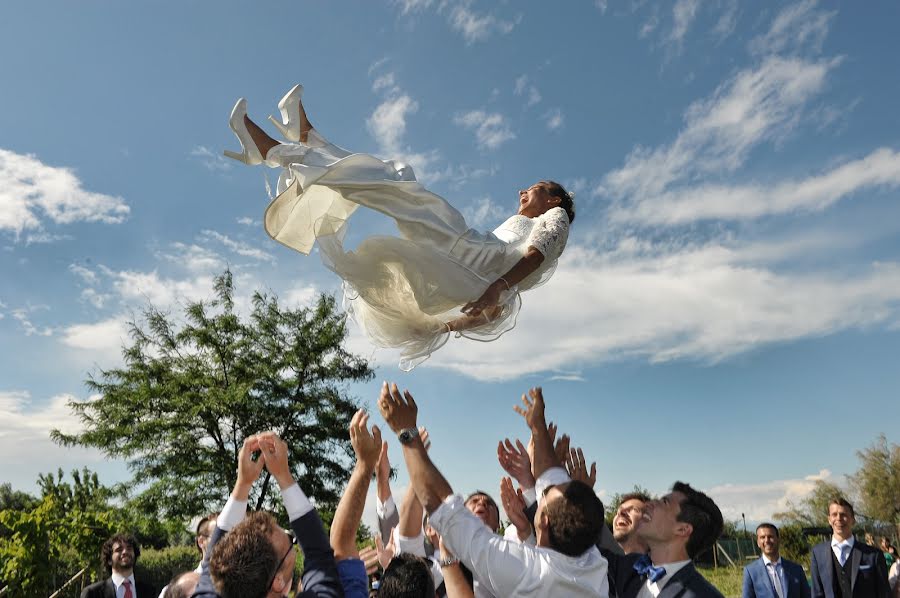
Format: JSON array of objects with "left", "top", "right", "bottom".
[{"left": 544, "top": 181, "right": 575, "bottom": 223}]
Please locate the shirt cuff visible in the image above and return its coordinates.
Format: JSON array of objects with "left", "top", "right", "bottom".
[
  {"left": 522, "top": 487, "right": 537, "bottom": 508},
  {"left": 218, "top": 496, "right": 248, "bottom": 531},
  {"left": 281, "top": 483, "right": 313, "bottom": 521},
  {"left": 535, "top": 466, "right": 571, "bottom": 499},
  {"left": 376, "top": 495, "right": 396, "bottom": 520},
  {"left": 397, "top": 531, "right": 427, "bottom": 557}
]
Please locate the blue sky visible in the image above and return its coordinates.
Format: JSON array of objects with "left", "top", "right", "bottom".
[{"left": 2, "top": 0, "right": 900, "bottom": 526}]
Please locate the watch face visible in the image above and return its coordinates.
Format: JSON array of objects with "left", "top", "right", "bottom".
[{"left": 399, "top": 429, "right": 415, "bottom": 444}]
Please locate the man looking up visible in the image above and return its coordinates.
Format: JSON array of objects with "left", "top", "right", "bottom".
[
  {"left": 612, "top": 493, "right": 650, "bottom": 555},
  {"left": 810, "top": 497, "right": 889, "bottom": 598},
  {"left": 742, "top": 523, "right": 810, "bottom": 598},
  {"left": 378, "top": 382, "right": 609, "bottom": 597}
]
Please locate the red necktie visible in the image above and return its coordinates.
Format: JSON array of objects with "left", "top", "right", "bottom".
[{"left": 123, "top": 579, "right": 134, "bottom": 598}]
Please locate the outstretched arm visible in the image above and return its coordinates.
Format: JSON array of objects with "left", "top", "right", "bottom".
[
  {"left": 377, "top": 382, "right": 452, "bottom": 514},
  {"left": 514, "top": 388, "right": 557, "bottom": 480},
  {"left": 461, "top": 247, "right": 545, "bottom": 318},
  {"left": 330, "top": 409, "right": 382, "bottom": 560}
]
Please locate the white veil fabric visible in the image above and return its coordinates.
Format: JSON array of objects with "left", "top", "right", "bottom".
[{"left": 261, "top": 132, "right": 564, "bottom": 370}]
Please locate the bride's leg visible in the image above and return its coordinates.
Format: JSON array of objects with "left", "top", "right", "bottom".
[{"left": 244, "top": 115, "right": 280, "bottom": 160}]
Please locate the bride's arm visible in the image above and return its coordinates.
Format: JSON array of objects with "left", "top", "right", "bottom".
[{"left": 458, "top": 246, "right": 546, "bottom": 319}]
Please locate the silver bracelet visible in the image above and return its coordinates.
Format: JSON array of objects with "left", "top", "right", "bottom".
[{"left": 498, "top": 277, "right": 511, "bottom": 290}]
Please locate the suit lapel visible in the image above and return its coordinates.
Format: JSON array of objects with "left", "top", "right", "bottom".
[
  {"left": 818, "top": 544, "right": 834, "bottom": 595},
  {"left": 657, "top": 563, "right": 693, "bottom": 598},
  {"left": 850, "top": 545, "right": 862, "bottom": 591},
  {"left": 105, "top": 578, "right": 116, "bottom": 598},
  {"left": 753, "top": 560, "right": 774, "bottom": 598}
]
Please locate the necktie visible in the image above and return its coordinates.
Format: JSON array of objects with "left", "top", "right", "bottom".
[
  {"left": 767, "top": 562, "right": 784, "bottom": 598},
  {"left": 123, "top": 579, "right": 134, "bottom": 598},
  {"left": 633, "top": 554, "right": 667, "bottom": 583},
  {"left": 839, "top": 544, "right": 850, "bottom": 566}
]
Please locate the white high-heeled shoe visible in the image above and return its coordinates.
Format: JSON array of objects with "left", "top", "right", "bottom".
[
  {"left": 223, "top": 98, "right": 264, "bottom": 165},
  {"left": 267, "top": 84, "right": 304, "bottom": 142}
]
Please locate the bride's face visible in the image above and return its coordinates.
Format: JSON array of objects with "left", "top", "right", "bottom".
[{"left": 517, "top": 182, "right": 560, "bottom": 218}]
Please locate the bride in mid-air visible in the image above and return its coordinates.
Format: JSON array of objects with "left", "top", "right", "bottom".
[{"left": 225, "top": 84, "right": 574, "bottom": 370}]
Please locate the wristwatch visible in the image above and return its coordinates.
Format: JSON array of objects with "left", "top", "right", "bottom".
[
  {"left": 439, "top": 557, "right": 459, "bottom": 568},
  {"left": 397, "top": 427, "right": 418, "bottom": 445}
]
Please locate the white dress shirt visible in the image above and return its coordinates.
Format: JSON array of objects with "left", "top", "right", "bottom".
[
  {"left": 376, "top": 494, "right": 397, "bottom": 521},
  {"left": 831, "top": 536, "right": 855, "bottom": 565},
  {"left": 635, "top": 559, "right": 691, "bottom": 598},
  {"left": 430, "top": 469, "right": 609, "bottom": 597},
  {"left": 762, "top": 555, "right": 786, "bottom": 598},
  {"left": 110, "top": 572, "right": 137, "bottom": 598}
]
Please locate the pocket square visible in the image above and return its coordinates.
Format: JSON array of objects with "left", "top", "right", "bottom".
[{"left": 859, "top": 564, "right": 872, "bottom": 570}]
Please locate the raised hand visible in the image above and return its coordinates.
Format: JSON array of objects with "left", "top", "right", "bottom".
[
  {"left": 375, "top": 530, "right": 397, "bottom": 569},
  {"left": 349, "top": 409, "right": 382, "bottom": 471},
  {"left": 359, "top": 545, "right": 380, "bottom": 576},
  {"left": 513, "top": 387, "right": 547, "bottom": 432},
  {"left": 554, "top": 433, "right": 571, "bottom": 469},
  {"left": 236, "top": 434, "right": 266, "bottom": 494},
  {"left": 418, "top": 426, "right": 432, "bottom": 451},
  {"left": 500, "top": 476, "right": 531, "bottom": 539},
  {"left": 377, "top": 382, "right": 418, "bottom": 434},
  {"left": 565, "top": 446, "right": 597, "bottom": 488},
  {"left": 498, "top": 438, "right": 535, "bottom": 489},
  {"left": 258, "top": 431, "right": 293, "bottom": 489}
]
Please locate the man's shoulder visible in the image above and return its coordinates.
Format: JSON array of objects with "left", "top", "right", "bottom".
[
  {"left": 810, "top": 541, "right": 831, "bottom": 556},
  {"left": 679, "top": 564, "right": 725, "bottom": 598},
  {"left": 744, "top": 557, "right": 765, "bottom": 574},
  {"left": 136, "top": 579, "right": 157, "bottom": 595},
  {"left": 79, "top": 579, "right": 110, "bottom": 598}
]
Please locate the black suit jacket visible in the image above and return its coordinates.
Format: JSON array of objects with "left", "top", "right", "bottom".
[
  {"left": 810, "top": 540, "right": 890, "bottom": 598},
  {"left": 80, "top": 577, "right": 156, "bottom": 598},
  {"left": 602, "top": 552, "right": 724, "bottom": 598}
]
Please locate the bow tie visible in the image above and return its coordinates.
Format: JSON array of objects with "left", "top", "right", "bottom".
[{"left": 634, "top": 554, "right": 667, "bottom": 582}]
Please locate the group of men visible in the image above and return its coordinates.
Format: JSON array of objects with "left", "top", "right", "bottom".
[{"left": 78, "top": 384, "right": 894, "bottom": 598}]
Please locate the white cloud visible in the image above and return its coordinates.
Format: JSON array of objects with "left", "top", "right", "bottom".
[
  {"left": 199, "top": 230, "right": 276, "bottom": 263},
  {"left": 190, "top": 145, "right": 233, "bottom": 172},
  {"left": 368, "top": 94, "right": 420, "bottom": 155},
  {"left": 282, "top": 284, "right": 318, "bottom": 309},
  {"left": 513, "top": 75, "right": 541, "bottom": 108},
  {"left": 61, "top": 316, "right": 130, "bottom": 358},
  {"left": 69, "top": 263, "right": 98, "bottom": 285},
  {"left": 111, "top": 270, "right": 215, "bottom": 308},
  {"left": 236, "top": 217, "right": 259, "bottom": 227},
  {"left": 710, "top": 469, "right": 838, "bottom": 522},
  {"left": 600, "top": 55, "right": 839, "bottom": 205},
  {"left": 454, "top": 110, "right": 516, "bottom": 150},
  {"left": 424, "top": 243, "right": 900, "bottom": 380},
  {"left": 80, "top": 288, "right": 111, "bottom": 309},
  {"left": 595, "top": 0, "right": 609, "bottom": 14},
  {"left": 11, "top": 307, "right": 52, "bottom": 337},
  {"left": 461, "top": 196, "right": 508, "bottom": 228},
  {"left": 446, "top": 3, "right": 520, "bottom": 44},
  {"left": 711, "top": 0, "right": 739, "bottom": 42},
  {"left": 748, "top": 0, "right": 836, "bottom": 57},
  {"left": 0, "top": 148, "right": 129, "bottom": 238},
  {"left": 393, "top": 0, "right": 434, "bottom": 15},
  {"left": 667, "top": 0, "right": 700, "bottom": 47},
  {"left": 372, "top": 72, "right": 398, "bottom": 94},
  {"left": 544, "top": 108, "right": 564, "bottom": 131}
]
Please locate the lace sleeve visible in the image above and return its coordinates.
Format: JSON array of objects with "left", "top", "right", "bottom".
[{"left": 526, "top": 207, "right": 569, "bottom": 261}]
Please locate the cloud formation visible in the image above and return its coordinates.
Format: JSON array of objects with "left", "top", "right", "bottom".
[
  {"left": 0, "top": 148, "right": 129, "bottom": 238},
  {"left": 454, "top": 110, "right": 516, "bottom": 150}
]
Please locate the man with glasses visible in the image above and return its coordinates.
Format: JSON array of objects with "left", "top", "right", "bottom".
[{"left": 191, "top": 431, "right": 343, "bottom": 598}]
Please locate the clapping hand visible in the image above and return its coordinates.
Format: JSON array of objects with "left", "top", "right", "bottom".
[
  {"left": 500, "top": 476, "right": 531, "bottom": 539},
  {"left": 375, "top": 530, "right": 397, "bottom": 569},
  {"left": 258, "top": 431, "right": 293, "bottom": 489},
  {"left": 235, "top": 434, "right": 266, "bottom": 495},
  {"left": 359, "top": 545, "right": 380, "bottom": 576}
]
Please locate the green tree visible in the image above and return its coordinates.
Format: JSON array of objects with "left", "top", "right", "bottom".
[
  {"left": 773, "top": 479, "right": 848, "bottom": 527},
  {"left": 603, "top": 485, "right": 654, "bottom": 526},
  {"left": 0, "top": 483, "right": 38, "bottom": 513},
  {"left": 0, "top": 469, "right": 125, "bottom": 598},
  {"left": 851, "top": 434, "right": 900, "bottom": 538},
  {"left": 52, "top": 270, "right": 374, "bottom": 520}
]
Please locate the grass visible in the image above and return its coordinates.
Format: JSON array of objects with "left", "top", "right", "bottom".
[{"left": 698, "top": 565, "right": 744, "bottom": 597}]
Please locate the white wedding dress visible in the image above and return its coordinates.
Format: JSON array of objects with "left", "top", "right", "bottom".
[{"left": 262, "top": 130, "right": 570, "bottom": 370}]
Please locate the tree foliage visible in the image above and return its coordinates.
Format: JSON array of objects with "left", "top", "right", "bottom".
[
  {"left": 851, "top": 434, "right": 900, "bottom": 536},
  {"left": 772, "top": 479, "right": 848, "bottom": 527},
  {"left": 52, "top": 270, "right": 374, "bottom": 520}
]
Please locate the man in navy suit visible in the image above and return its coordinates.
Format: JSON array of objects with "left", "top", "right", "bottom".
[
  {"left": 809, "top": 497, "right": 890, "bottom": 598},
  {"left": 80, "top": 534, "right": 156, "bottom": 598},
  {"left": 190, "top": 432, "right": 343, "bottom": 598},
  {"left": 742, "top": 523, "right": 810, "bottom": 598}
]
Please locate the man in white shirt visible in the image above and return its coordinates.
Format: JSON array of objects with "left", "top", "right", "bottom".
[
  {"left": 377, "top": 382, "right": 609, "bottom": 597},
  {"left": 80, "top": 534, "right": 156, "bottom": 598}
]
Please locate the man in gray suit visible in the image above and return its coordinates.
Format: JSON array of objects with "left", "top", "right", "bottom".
[
  {"left": 742, "top": 523, "right": 810, "bottom": 598},
  {"left": 810, "top": 497, "right": 890, "bottom": 598}
]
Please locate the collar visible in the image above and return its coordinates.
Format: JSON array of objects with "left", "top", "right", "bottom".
[
  {"left": 110, "top": 571, "right": 135, "bottom": 588},
  {"left": 762, "top": 554, "right": 782, "bottom": 567},
  {"left": 646, "top": 559, "right": 691, "bottom": 591},
  {"left": 831, "top": 536, "right": 855, "bottom": 549}
]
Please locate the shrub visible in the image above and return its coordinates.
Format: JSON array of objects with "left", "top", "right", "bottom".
[{"left": 134, "top": 545, "right": 199, "bottom": 590}]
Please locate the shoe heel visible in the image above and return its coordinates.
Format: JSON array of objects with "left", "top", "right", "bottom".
[{"left": 268, "top": 114, "right": 298, "bottom": 141}]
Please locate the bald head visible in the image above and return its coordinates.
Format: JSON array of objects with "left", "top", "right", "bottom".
[{"left": 164, "top": 571, "right": 200, "bottom": 598}]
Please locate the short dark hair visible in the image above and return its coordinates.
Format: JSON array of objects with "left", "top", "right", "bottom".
[
  {"left": 379, "top": 552, "right": 435, "bottom": 597},
  {"left": 163, "top": 571, "right": 200, "bottom": 598},
  {"left": 756, "top": 523, "right": 779, "bottom": 537},
  {"left": 828, "top": 497, "right": 855, "bottom": 516},
  {"left": 101, "top": 533, "right": 140, "bottom": 572},
  {"left": 209, "top": 511, "right": 279, "bottom": 598},
  {"left": 619, "top": 491, "right": 652, "bottom": 505},
  {"left": 196, "top": 512, "right": 218, "bottom": 556},
  {"left": 672, "top": 481, "right": 724, "bottom": 558},
  {"left": 543, "top": 180, "right": 576, "bottom": 223},
  {"left": 545, "top": 480, "right": 605, "bottom": 557}
]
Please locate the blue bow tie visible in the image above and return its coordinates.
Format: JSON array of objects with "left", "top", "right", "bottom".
[{"left": 634, "top": 554, "right": 667, "bottom": 582}]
